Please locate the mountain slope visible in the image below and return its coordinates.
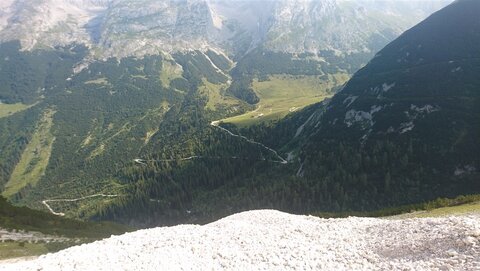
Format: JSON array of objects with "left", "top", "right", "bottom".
[
  {"left": 281, "top": 0, "right": 480, "bottom": 208},
  {"left": 0, "top": 0, "right": 456, "bottom": 226},
  {"left": 0, "top": 196, "right": 131, "bottom": 259}
]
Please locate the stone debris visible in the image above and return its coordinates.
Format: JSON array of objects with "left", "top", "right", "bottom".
[{"left": 1, "top": 210, "right": 479, "bottom": 270}]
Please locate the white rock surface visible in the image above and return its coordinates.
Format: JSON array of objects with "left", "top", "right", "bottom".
[
  {"left": 1, "top": 210, "right": 479, "bottom": 270},
  {"left": 0, "top": 0, "right": 453, "bottom": 59}
]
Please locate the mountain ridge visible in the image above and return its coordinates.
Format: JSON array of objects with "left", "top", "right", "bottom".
[{"left": 0, "top": 0, "right": 453, "bottom": 59}]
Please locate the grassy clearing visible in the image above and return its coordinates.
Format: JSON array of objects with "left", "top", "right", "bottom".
[
  {"left": 221, "top": 74, "right": 349, "bottom": 127},
  {"left": 3, "top": 109, "right": 56, "bottom": 198},
  {"left": 392, "top": 201, "right": 480, "bottom": 219},
  {"left": 145, "top": 129, "right": 158, "bottom": 144},
  {"left": 0, "top": 103, "right": 33, "bottom": 119},
  {"left": 0, "top": 242, "right": 49, "bottom": 260},
  {"left": 84, "top": 77, "right": 111, "bottom": 87},
  {"left": 131, "top": 74, "right": 147, "bottom": 79},
  {"left": 314, "top": 195, "right": 480, "bottom": 219},
  {"left": 160, "top": 60, "right": 183, "bottom": 88},
  {"left": 199, "top": 79, "right": 243, "bottom": 111},
  {"left": 88, "top": 143, "right": 106, "bottom": 159}
]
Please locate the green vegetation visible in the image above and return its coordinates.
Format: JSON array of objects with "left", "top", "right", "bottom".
[
  {"left": 1, "top": 1, "right": 479, "bottom": 228},
  {"left": 222, "top": 74, "right": 347, "bottom": 126},
  {"left": 0, "top": 196, "right": 131, "bottom": 260},
  {"left": 160, "top": 60, "right": 183, "bottom": 88},
  {"left": 205, "top": 50, "right": 232, "bottom": 72},
  {"left": 405, "top": 202, "right": 480, "bottom": 218},
  {"left": 84, "top": 77, "right": 112, "bottom": 87},
  {"left": 3, "top": 109, "right": 56, "bottom": 198},
  {"left": 311, "top": 194, "right": 480, "bottom": 219},
  {"left": 391, "top": 195, "right": 480, "bottom": 218},
  {"left": 198, "top": 79, "right": 243, "bottom": 111},
  {"left": 99, "top": 0, "right": 479, "bottom": 227},
  {"left": 263, "top": 0, "right": 480, "bottom": 214},
  {"left": 0, "top": 52, "right": 187, "bottom": 216},
  {"left": 0, "top": 197, "right": 130, "bottom": 238},
  {"left": 0, "top": 106, "right": 41, "bottom": 193},
  {"left": 0, "top": 242, "right": 49, "bottom": 260},
  {"left": 173, "top": 51, "right": 229, "bottom": 85},
  {"left": 0, "top": 41, "right": 87, "bottom": 104},
  {"left": 0, "top": 103, "right": 31, "bottom": 119}
]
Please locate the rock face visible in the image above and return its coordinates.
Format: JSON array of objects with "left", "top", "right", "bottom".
[
  {"left": 1, "top": 210, "right": 479, "bottom": 270},
  {"left": 0, "top": 0, "right": 111, "bottom": 51},
  {"left": 0, "top": 0, "right": 452, "bottom": 58}
]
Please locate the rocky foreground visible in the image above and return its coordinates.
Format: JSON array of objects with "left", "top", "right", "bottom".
[{"left": 1, "top": 210, "right": 479, "bottom": 270}]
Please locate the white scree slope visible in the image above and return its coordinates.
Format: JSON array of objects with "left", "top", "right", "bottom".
[{"left": 1, "top": 210, "right": 479, "bottom": 270}]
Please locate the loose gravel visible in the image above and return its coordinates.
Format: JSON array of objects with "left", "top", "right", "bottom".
[{"left": 1, "top": 210, "right": 479, "bottom": 270}]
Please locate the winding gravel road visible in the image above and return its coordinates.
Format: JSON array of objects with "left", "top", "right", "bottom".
[
  {"left": 210, "top": 121, "right": 288, "bottom": 164},
  {"left": 134, "top": 121, "right": 289, "bottom": 166},
  {"left": 42, "top": 194, "right": 118, "bottom": 216}
]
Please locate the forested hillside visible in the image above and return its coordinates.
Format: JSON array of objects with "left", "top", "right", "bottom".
[
  {"left": 96, "top": 0, "right": 480, "bottom": 226},
  {"left": 1, "top": 0, "right": 473, "bottom": 228},
  {"left": 264, "top": 0, "right": 480, "bottom": 211}
]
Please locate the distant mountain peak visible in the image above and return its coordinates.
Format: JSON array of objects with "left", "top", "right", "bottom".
[{"left": 0, "top": 0, "right": 453, "bottom": 59}]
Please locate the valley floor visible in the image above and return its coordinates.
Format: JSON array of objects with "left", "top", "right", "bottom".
[{"left": 1, "top": 210, "right": 479, "bottom": 270}]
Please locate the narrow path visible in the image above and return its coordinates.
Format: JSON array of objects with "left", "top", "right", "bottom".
[
  {"left": 42, "top": 194, "right": 118, "bottom": 216},
  {"left": 134, "top": 120, "right": 288, "bottom": 165},
  {"left": 134, "top": 156, "right": 274, "bottom": 165},
  {"left": 135, "top": 156, "right": 201, "bottom": 165},
  {"left": 210, "top": 121, "right": 288, "bottom": 164}
]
